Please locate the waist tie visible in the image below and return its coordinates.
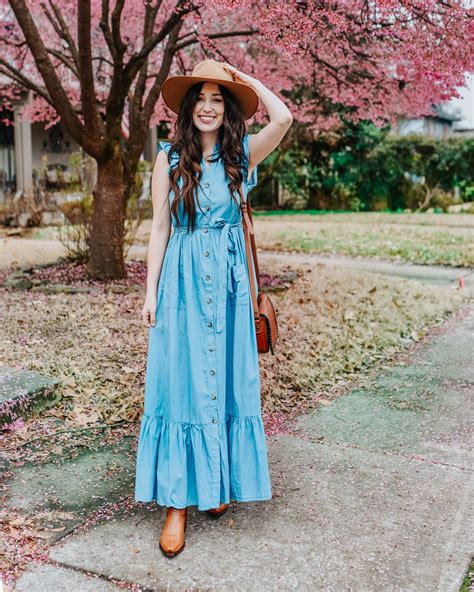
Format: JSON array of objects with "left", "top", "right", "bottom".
[{"left": 173, "top": 219, "right": 243, "bottom": 333}]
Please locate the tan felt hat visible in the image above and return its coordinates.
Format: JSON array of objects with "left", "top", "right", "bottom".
[{"left": 161, "top": 59, "right": 259, "bottom": 120}]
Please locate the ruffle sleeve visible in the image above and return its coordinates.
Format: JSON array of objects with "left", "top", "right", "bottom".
[
  {"left": 157, "top": 140, "right": 171, "bottom": 155},
  {"left": 157, "top": 140, "right": 178, "bottom": 176}
]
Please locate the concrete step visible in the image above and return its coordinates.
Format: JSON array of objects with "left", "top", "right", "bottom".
[{"left": 0, "top": 366, "right": 61, "bottom": 427}]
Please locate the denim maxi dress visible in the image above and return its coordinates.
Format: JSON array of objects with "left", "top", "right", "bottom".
[{"left": 134, "top": 134, "right": 273, "bottom": 511}]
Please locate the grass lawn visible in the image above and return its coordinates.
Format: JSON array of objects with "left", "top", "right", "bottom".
[
  {"left": 252, "top": 212, "right": 473, "bottom": 267},
  {"left": 22, "top": 211, "right": 473, "bottom": 268}
]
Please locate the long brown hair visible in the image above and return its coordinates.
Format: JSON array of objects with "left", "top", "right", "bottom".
[{"left": 165, "top": 82, "right": 248, "bottom": 231}]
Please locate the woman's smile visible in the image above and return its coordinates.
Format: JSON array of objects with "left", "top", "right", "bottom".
[{"left": 198, "top": 114, "right": 217, "bottom": 124}]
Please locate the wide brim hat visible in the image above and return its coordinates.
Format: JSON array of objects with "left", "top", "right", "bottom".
[{"left": 161, "top": 59, "right": 259, "bottom": 120}]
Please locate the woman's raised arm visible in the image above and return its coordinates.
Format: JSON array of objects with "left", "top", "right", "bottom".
[{"left": 222, "top": 64, "right": 293, "bottom": 168}]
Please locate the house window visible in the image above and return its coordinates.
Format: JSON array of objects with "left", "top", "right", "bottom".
[
  {"left": 0, "top": 113, "right": 15, "bottom": 187},
  {"left": 42, "top": 124, "right": 70, "bottom": 153}
]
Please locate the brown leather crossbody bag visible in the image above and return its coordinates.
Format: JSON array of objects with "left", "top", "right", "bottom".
[{"left": 239, "top": 189, "right": 278, "bottom": 355}]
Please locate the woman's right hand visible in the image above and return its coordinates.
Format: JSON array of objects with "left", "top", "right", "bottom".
[{"left": 142, "top": 294, "right": 157, "bottom": 327}]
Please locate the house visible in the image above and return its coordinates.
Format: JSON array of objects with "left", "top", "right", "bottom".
[
  {"left": 392, "top": 103, "right": 463, "bottom": 139},
  {"left": 0, "top": 91, "right": 159, "bottom": 201}
]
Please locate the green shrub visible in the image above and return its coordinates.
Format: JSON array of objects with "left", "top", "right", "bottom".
[{"left": 262, "top": 121, "right": 474, "bottom": 211}]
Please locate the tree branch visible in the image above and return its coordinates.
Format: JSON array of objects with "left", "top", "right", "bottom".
[
  {"left": 46, "top": 46, "right": 79, "bottom": 77},
  {"left": 77, "top": 0, "right": 103, "bottom": 140},
  {"left": 8, "top": 0, "right": 95, "bottom": 154},
  {"left": 173, "top": 28, "right": 258, "bottom": 52},
  {"left": 0, "top": 58, "right": 52, "bottom": 105},
  {"left": 103, "top": 0, "right": 192, "bottom": 143},
  {"left": 124, "top": 0, "right": 195, "bottom": 83},
  {"left": 143, "top": 23, "right": 182, "bottom": 124},
  {"left": 111, "top": 0, "right": 127, "bottom": 57},
  {"left": 99, "top": 0, "right": 116, "bottom": 60},
  {"left": 131, "top": 1, "right": 161, "bottom": 131},
  {"left": 124, "top": 21, "right": 183, "bottom": 183},
  {"left": 40, "top": 1, "right": 79, "bottom": 70},
  {"left": 100, "top": 0, "right": 130, "bottom": 139}
]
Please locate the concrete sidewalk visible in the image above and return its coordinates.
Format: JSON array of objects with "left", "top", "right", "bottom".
[
  {"left": 258, "top": 250, "right": 474, "bottom": 292},
  {"left": 12, "top": 308, "right": 473, "bottom": 591}
]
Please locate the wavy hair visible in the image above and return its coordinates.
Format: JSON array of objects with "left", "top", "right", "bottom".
[{"left": 165, "top": 81, "right": 248, "bottom": 231}]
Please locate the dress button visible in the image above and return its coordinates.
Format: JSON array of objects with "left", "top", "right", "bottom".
[
  {"left": 210, "top": 394, "right": 217, "bottom": 400},
  {"left": 211, "top": 417, "right": 217, "bottom": 423},
  {"left": 204, "top": 206, "right": 210, "bottom": 211},
  {"left": 205, "top": 183, "right": 210, "bottom": 188},
  {"left": 204, "top": 251, "right": 209, "bottom": 257},
  {"left": 210, "top": 369, "right": 215, "bottom": 375},
  {"left": 205, "top": 274, "right": 211, "bottom": 281},
  {"left": 207, "top": 321, "right": 213, "bottom": 327},
  {"left": 207, "top": 297, "right": 212, "bottom": 303},
  {"left": 209, "top": 346, "right": 214, "bottom": 352},
  {"left": 203, "top": 228, "right": 208, "bottom": 233}
]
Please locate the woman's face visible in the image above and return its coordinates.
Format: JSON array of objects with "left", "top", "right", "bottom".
[{"left": 192, "top": 82, "right": 225, "bottom": 133}]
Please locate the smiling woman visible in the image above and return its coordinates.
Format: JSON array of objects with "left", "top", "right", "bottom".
[
  {"left": 135, "top": 58, "right": 292, "bottom": 558},
  {"left": 193, "top": 84, "right": 225, "bottom": 160},
  {"left": 195, "top": 88, "right": 224, "bottom": 124}
]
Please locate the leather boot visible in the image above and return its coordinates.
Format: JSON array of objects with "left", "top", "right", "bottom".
[
  {"left": 159, "top": 506, "right": 187, "bottom": 557},
  {"left": 205, "top": 502, "right": 230, "bottom": 518}
]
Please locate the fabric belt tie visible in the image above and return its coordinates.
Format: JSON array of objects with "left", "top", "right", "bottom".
[
  {"left": 172, "top": 219, "right": 243, "bottom": 333},
  {"left": 212, "top": 218, "right": 242, "bottom": 333}
]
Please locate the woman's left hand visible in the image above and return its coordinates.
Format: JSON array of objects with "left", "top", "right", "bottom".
[{"left": 222, "top": 63, "right": 258, "bottom": 88}]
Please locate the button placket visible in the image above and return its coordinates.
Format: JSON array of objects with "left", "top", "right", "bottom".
[
  {"left": 200, "top": 146, "right": 221, "bottom": 428},
  {"left": 202, "top": 225, "right": 218, "bottom": 424},
  {"left": 201, "top": 151, "right": 222, "bottom": 505},
  {"left": 200, "top": 145, "right": 218, "bottom": 206}
]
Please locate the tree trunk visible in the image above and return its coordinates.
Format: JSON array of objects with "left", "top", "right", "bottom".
[
  {"left": 307, "top": 186, "right": 322, "bottom": 210},
  {"left": 87, "top": 156, "right": 128, "bottom": 280},
  {"left": 417, "top": 183, "right": 439, "bottom": 212}
]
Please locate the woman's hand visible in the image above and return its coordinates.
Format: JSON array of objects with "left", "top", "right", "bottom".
[
  {"left": 142, "top": 293, "right": 157, "bottom": 328},
  {"left": 222, "top": 63, "right": 258, "bottom": 89}
]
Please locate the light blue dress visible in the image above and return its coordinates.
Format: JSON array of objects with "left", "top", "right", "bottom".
[{"left": 134, "top": 133, "right": 272, "bottom": 511}]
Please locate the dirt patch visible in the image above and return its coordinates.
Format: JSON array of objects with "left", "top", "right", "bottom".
[{"left": 0, "top": 238, "right": 67, "bottom": 271}]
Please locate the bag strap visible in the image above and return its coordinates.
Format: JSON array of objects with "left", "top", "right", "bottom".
[{"left": 239, "top": 185, "right": 261, "bottom": 332}]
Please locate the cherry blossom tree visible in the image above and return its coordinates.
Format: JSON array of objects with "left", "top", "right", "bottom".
[{"left": 0, "top": 0, "right": 471, "bottom": 278}]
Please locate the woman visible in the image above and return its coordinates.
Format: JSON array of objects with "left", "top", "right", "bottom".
[{"left": 134, "top": 58, "right": 292, "bottom": 557}]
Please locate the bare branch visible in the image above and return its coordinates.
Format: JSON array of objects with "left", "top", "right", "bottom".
[
  {"left": 92, "top": 55, "right": 114, "bottom": 68},
  {"left": 104, "top": 0, "right": 191, "bottom": 141},
  {"left": 40, "top": 1, "right": 79, "bottom": 70},
  {"left": 124, "top": 0, "right": 195, "bottom": 83},
  {"left": 124, "top": 22, "right": 182, "bottom": 173},
  {"left": 46, "top": 46, "right": 79, "bottom": 77},
  {"left": 111, "top": 0, "right": 127, "bottom": 57},
  {"left": 99, "top": 0, "right": 116, "bottom": 60},
  {"left": 0, "top": 59, "right": 52, "bottom": 104},
  {"left": 77, "top": 0, "right": 103, "bottom": 139},
  {"left": 8, "top": 0, "right": 95, "bottom": 154},
  {"left": 131, "top": 1, "right": 160, "bottom": 122},
  {"left": 143, "top": 23, "right": 182, "bottom": 123},
  {"left": 174, "top": 28, "right": 258, "bottom": 52}
]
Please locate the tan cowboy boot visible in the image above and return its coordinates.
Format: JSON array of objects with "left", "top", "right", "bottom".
[
  {"left": 159, "top": 507, "right": 188, "bottom": 557},
  {"left": 205, "top": 502, "right": 230, "bottom": 518}
]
